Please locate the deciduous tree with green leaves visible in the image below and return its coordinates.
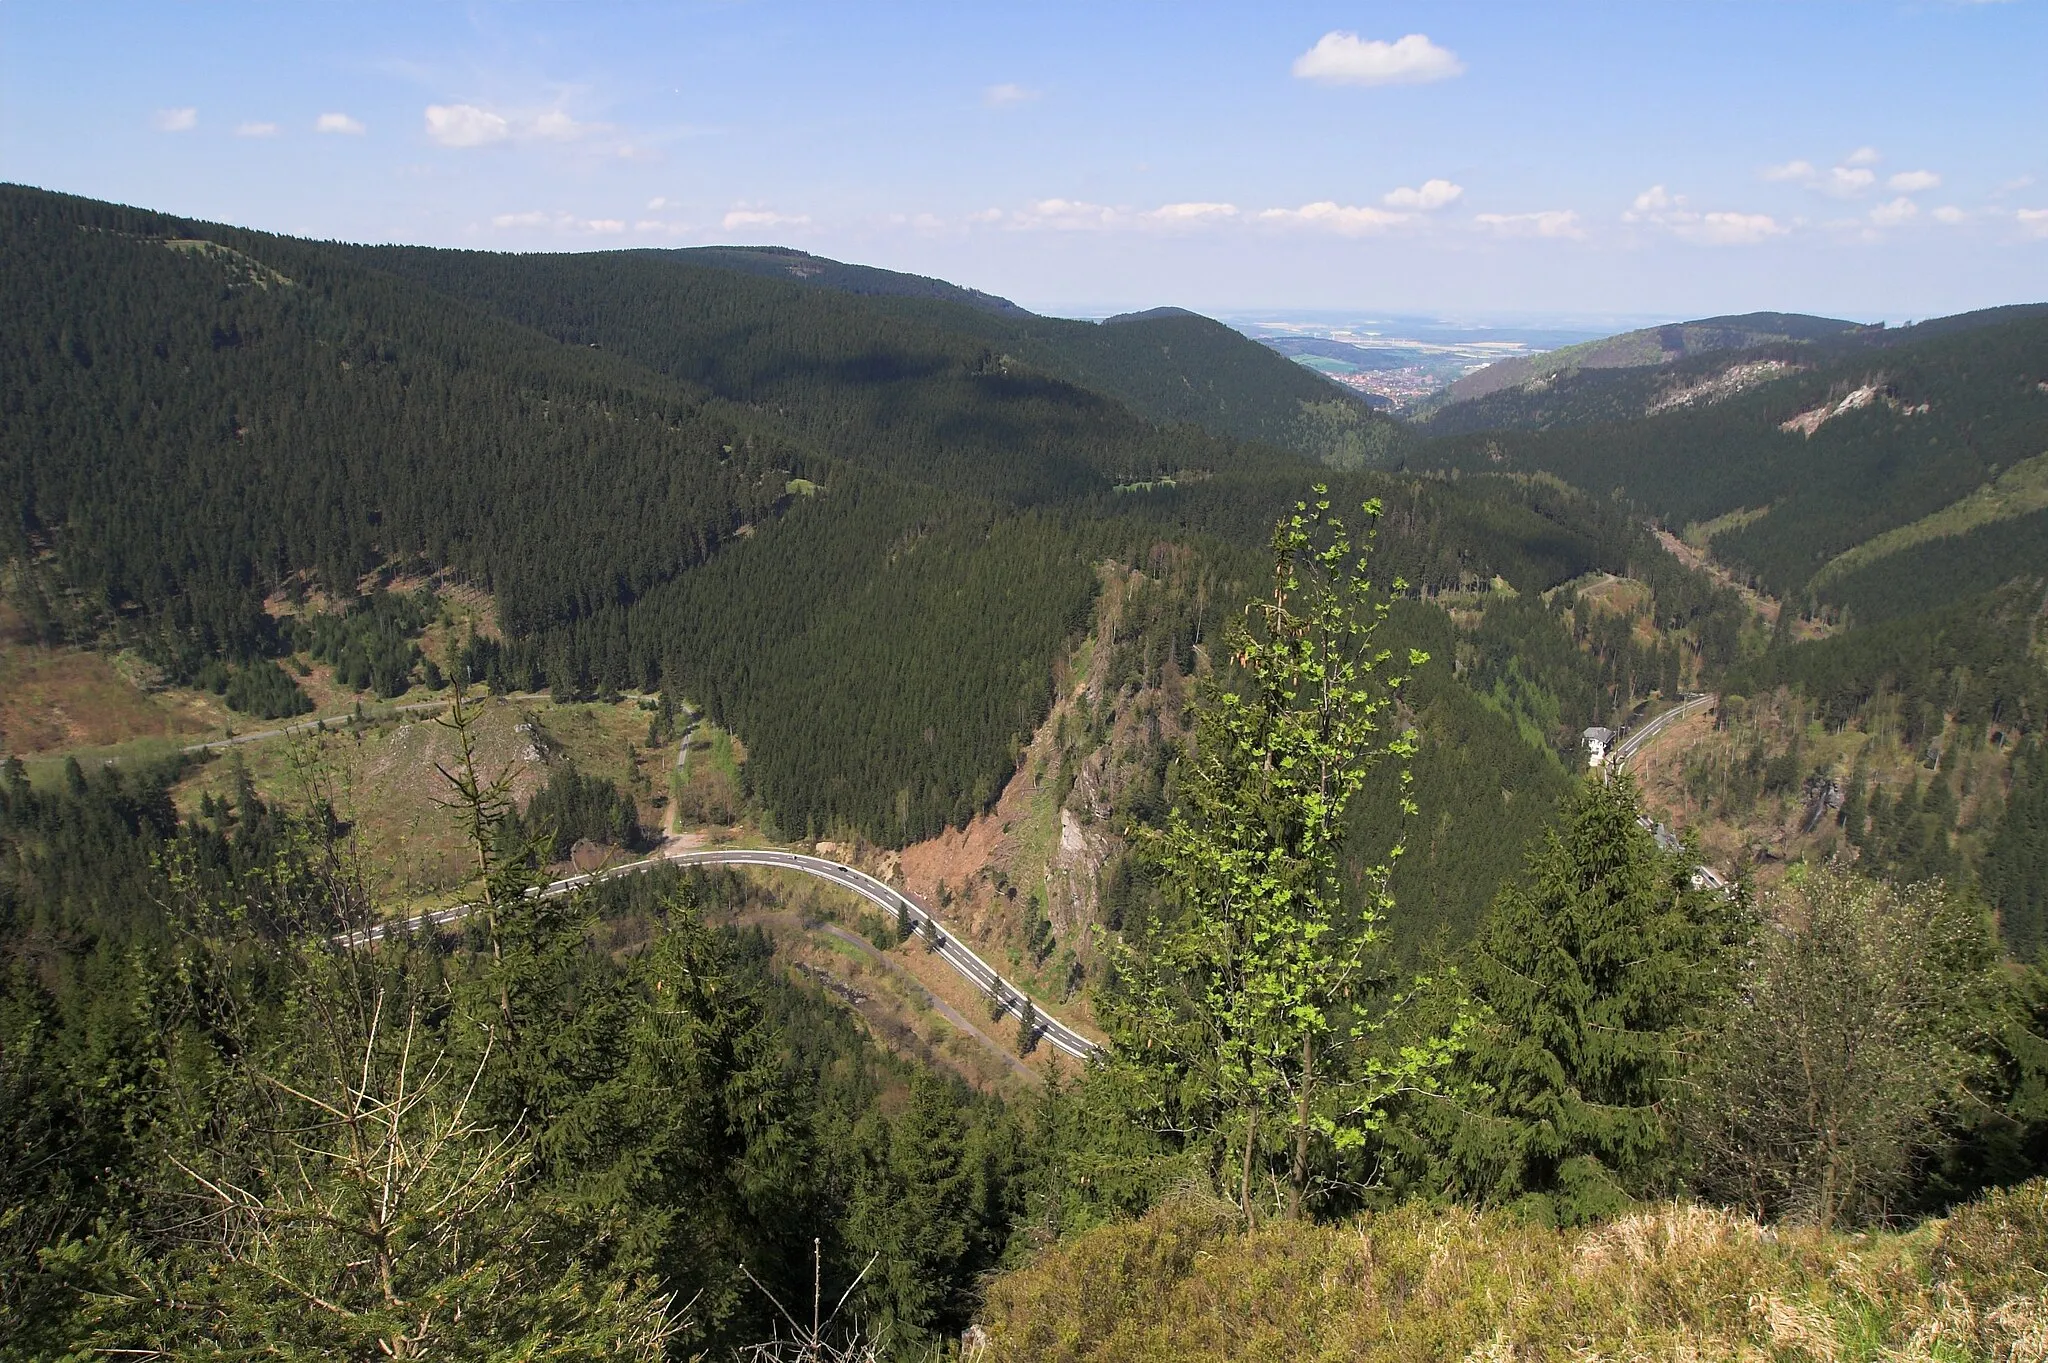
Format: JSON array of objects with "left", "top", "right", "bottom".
[{"left": 1101, "top": 488, "right": 1454, "bottom": 1221}]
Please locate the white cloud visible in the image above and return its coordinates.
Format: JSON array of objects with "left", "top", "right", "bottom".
[
  {"left": 235, "top": 121, "right": 279, "bottom": 138},
  {"left": 723, "top": 208, "right": 811, "bottom": 230},
  {"left": 975, "top": 194, "right": 1448, "bottom": 236},
  {"left": 1822, "top": 166, "right": 1875, "bottom": 197},
  {"left": 1932, "top": 205, "right": 1968, "bottom": 225},
  {"left": 646, "top": 196, "right": 668, "bottom": 210},
  {"left": 1382, "top": 178, "right": 1463, "bottom": 211},
  {"left": 1013, "top": 198, "right": 1124, "bottom": 230},
  {"left": 529, "top": 109, "right": 594, "bottom": 141},
  {"left": 425, "top": 102, "right": 602, "bottom": 149},
  {"left": 1760, "top": 158, "right": 1876, "bottom": 197},
  {"left": 1291, "top": 31, "right": 1464, "bottom": 86},
  {"left": 1869, "top": 197, "right": 1919, "bottom": 227},
  {"left": 1844, "top": 146, "right": 1882, "bottom": 166},
  {"left": 1996, "top": 174, "right": 2037, "bottom": 197},
  {"left": 1474, "top": 210, "right": 1585, "bottom": 240},
  {"left": 1888, "top": 169, "right": 1941, "bottom": 192},
  {"left": 1627, "top": 186, "right": 1785, "bottom": 244},
  {"left": 1628, "top": 184, "right": 1682, "bottom": 215},
  {"left": 491, "top": 210, "right": 636, "bottom": 235},
  {"left": 315, "top": 112, "right": 366, "bottom": 135},
  {"left": 982, "top": 199, "right": 1248, "bottom": 233},
  {"left": 1685, "top": 211, "right": 1787, "bottom": 245},
  {"left": 983, "top": 83, "right": 1040, "bottom": 107},
  {"left": 1258, "top": 201, "right": 1413, "bottom": 234},
  {"left": 152, "top": 107, "right": 197, "bottom": 133},
  {"left": 426, "top": 104, "right": 509, "bottom": 147},
  {"left": 1146, "top": 201, "right": 1240, "bottom": 224},
  {"left": 2018, "top": 209, "right": 2048, "bottom": 238}
]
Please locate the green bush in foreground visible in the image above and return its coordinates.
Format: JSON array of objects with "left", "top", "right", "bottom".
[{"left": 979, "top": 1183, "right": 2048, "bottom": 1362}]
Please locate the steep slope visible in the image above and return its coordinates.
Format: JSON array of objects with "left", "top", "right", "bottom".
[
  {"left": 1428, "top": 311, "right": 1868, "bottom": 411},
  {"left": 1407, "top": 308, "right": 2048, "bottom": 603},
  {"left": 0, "top": 186, "right": 1135, "bottom": 846},
  {"left": 1009, "top": 308, "right": 1401, "bottom": 469},
  {"left": 1419, "top": 304, "right": 2048, "bottom": 436},
  {"left": 0, "top": 186, "right": 796, "bottom": 668}
]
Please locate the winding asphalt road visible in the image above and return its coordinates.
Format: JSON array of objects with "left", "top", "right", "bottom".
[
  {"left": 336, "top": 846, "right": 1104, "bottom": 1062},
  {"left": 192, "top": 693, "right": 1096, "bottom": 1060},
  {"left": 1611, "top": 692, "right": 1716, "bottom": 768},
  {"left": 1610, "top": 693, "right": 1730, "bottom": 891}
]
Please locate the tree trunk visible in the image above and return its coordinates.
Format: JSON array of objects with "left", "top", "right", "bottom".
[
  {"left": 1290, "top": 1031, "right": 1313, "bottom": 1219},
  {"left": 1240, "top": 1105, "right": 1258, "bottom": 1227}
]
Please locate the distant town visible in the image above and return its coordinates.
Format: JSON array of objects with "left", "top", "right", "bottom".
[{"left": 1229, "top": 313, "right": 1624, "bottom": 410}]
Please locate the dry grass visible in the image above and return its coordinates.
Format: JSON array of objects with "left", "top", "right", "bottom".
[
  {"left": 174, "top": 696, "right": 662, "bottom": 905},
  {"left": 0, "top": 603, "right": 232, "bottom": 755},
  {"left": 979, "top": 1182, "right": 2048, "bottom": 1362}
]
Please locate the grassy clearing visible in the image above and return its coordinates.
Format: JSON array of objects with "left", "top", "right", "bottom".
[
  {"left": 0, "top": 611, "right": 233, "bottom": 756},
  {"left": 1682, "top": 505, "right": 1771, "bottom": 550},
  {"left": 16, "top": 736, "right": 200, "bottom": 790},
  {"left": 1811, "top": 451, "right": 2048, "bottom": 593},
  {"left": 672, "top": 721, "right": 747, "bottom": 829},
  {"left": 168, "top": 695, "right": 662, "bottom": 904},
  {"left": 980, "top": 1181, "right": 2048, "bottom": 1362}
]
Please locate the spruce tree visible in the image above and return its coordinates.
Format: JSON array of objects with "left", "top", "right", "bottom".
[
  {"left": 1442, "top": 771, "right": 1740, "bottom": 1225},
  {"left": 1987, "top": 739, "right": 2048, "bottom": 961}
]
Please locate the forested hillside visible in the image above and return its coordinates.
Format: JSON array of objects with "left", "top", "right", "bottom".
[
  {"left": 672, "top": 243, "right": 1032, "bottom": 314},
  {"left": 0, "top": 184, "right": 1287, "bottom": 849},
  {"left": 10, "top": 179, "right": 2048, "bottom": 1361},
  {"left": 0, "top": 188, "right": 796, "bottom": 668},
  {"left": 1409, "top": 306, "right": 2048, "bottom": 607},
  {"left": 350, "top": 241, "right": 1398, "bottom": 474},
  {"left": 661, "top": 249, "right": 1403, "bottom": 468},
  {"left": 2, "top": 183, "right": 1710, "bottom": 860},
  {"left": 1424, "top": 310, "right": 1870, "bottom": 413}
]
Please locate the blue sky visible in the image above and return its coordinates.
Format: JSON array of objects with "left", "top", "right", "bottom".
[{"left": 3, "top": 2, "right": 2044, "bottom": 320}]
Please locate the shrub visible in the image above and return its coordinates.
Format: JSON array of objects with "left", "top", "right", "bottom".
[{"left": 977, "top": 1190, "right": 2048, "bottom": 1363}]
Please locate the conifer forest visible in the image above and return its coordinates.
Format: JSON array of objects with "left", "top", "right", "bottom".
[{"left": 5, "top": 178, "right": 2048, "bottom": 1360}]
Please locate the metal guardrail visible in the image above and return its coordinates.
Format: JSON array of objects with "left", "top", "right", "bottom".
[{"left": 335, "top": 846, "right": 1104, "bottom": 1061}]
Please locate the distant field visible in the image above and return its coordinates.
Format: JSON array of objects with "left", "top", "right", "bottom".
[{"left": 1809, "top": 449, "right": 2048, "bottom": 592}]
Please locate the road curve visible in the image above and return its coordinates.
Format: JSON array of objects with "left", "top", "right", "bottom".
[
  {"left": 1612, "top": 692, "right": 1715, "bottom": 769},
  {"left": 336, "top": 846, "right": 1104, "bottom": 1063},
  {"left": 1609, "top": 693, "right": 1730, "bottom": 891}
]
